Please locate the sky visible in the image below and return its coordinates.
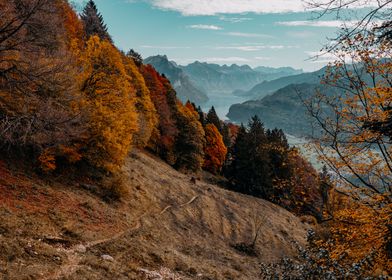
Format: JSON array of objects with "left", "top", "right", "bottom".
[{"left": 73, "top": 0, "right": 377, "bottom": 71}]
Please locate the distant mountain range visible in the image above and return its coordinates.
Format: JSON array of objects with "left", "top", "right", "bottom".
[
  {"left": 235, "top": 67, "right": 327, "bottom": 100},
  {"left": 227, "top": 83, "right": 324, "bottom": 137},
  {"left": 144, "top": 55, "right": 303, "bottom": 105},
  {"left": 144, "top": 55, "right": 209, "bottom": 105},
  {"left": 226, "top": 65, "right": 336, "bottom": 137},
  {"left": 180, "top": 62, "right": 302, "bottom": 95},
  {"left": 227, "top": 63, "right": 382, "bottom": 137}
]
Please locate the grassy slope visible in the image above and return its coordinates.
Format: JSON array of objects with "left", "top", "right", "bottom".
[{"left": 0, "top": 150, "right": 310, "bottom": 280}]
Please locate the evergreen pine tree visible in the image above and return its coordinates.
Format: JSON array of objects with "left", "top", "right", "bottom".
[
  {"left": 206, "top": 106, "right": 222, "bottom": 132},
  {"left": 228, "top": 124, "right": 251, "bottom": 191},
  {"left": 247, "top": 116, "right": 272, "bottom": 197},
  {"left": 81, "top": 0, "right": 112, "bottom": 42},
  {"left": 127, "top": 49, "right": 143, "bottom": 66},
  {"left": 222, "top": 123, "right": 231, "bottom": 148},
  {"left": 196, "top": 106, "right": 205, "bottom": 127}
]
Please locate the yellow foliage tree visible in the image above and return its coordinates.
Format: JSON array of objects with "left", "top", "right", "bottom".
[
  {"left": 0, "top": 0, "right": 87, "bottom": 171},
  {"left": 316, "top": 193, "right": 392, "bottom": 275},
  {"left": 122, "top": 55, "right": 158, "bottom": 147},
  {"left": 175, "top": 101, "right": 205, "bottom": 171},
  {"left": 79, "top": 36, "right": 138, "bottom": 172},
  {"left": 306, "top": 28, "right": 392, "bottom": 273}
]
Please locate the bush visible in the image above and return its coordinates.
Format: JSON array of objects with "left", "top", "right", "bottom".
[{"left": 101, "top": 172, "right": 129, "bottom": 202}]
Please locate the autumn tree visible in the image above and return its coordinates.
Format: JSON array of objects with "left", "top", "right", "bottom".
[
  {"left": 306, "top": 0, "right": 391, "bottom": 51},
  {"left": 203, "top": 124, "right": 227, "bottom": 174},
  {"left": 306, "top": 34, "right": 391, "bottom": 195},
  {"left": 174, "top": 102, "right": 205, "bottom": 172},
  {"left": 0, "top": 0, "right": 86, "bottom": 171},
  {"left": 79, "top": 36, "right": 137, "bottom": 172},
  {"left": 141, "top": 65, "right": 178, "bottom": 164},
  {"left": 122, "top": 55, "right": 157, "bottom": 148},
  {"left": 303, "top": 1, "right": 392, "bottom": 272},
  {"left": 80, "top": 0, "right": 112, "bottom": 42}
]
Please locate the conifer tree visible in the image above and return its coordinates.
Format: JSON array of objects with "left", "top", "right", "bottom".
[
  {"left": 206, "top": 106, "right": 222, "bottom": 132},
  {"left": 127, "top": 49, "right": 143, "bottom": 66},
  {"left": 80, "top": 0, "right": 112, "bottom": 42},
  {"left": 196, "top": 106, "right": 206, "bottom": 127},
  {"left": 222, "top": 123, "right": 232, "bottom": 148},
  {"left": 227, "top": 124, "right": 252, "bottom": 190}
]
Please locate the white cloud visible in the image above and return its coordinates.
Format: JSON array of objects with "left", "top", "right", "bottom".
[
  {"left": 214, "top": 45, "right": 298, "bottom": 51},
  {"left": 277, "top": 20, "right": 356, "bottom": 28},
  {"left": 225, "top": 32, "right": 273, "bottom": 38},
  {"left": 187, "top": 24, "right": 223, "bottom": 30},
  {"left": 255, "top": 56, "right": 271, "bottom": 61},
  {"left": 140, "top": 45, "right": 191, "bottom": 49},
  {"left": 150, "top": 0, "right": 308, "bottom": 15},
  {"left": 173, "top": 57, "right": 252, "bottom": 64},
  {"left": 287, "top": 31, "right": 316, "bottom": 38},
  {"left": 305, "top": 51, "right": 337, "bottom": 63},
  {"left": 219, "top": 16, "right": 253, "bottom": 23},
  {"left": 277, "top": 19, "right": 385, "bottom": 28},
  {"left": 203, "top": 56, "right": 251, "bottom": 63},
  {"left": 149, "top": 0, "right": 381, "bottom": 16}
]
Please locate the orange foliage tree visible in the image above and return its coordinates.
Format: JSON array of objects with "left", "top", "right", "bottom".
[
  {"left": 305, "top": 27, "right": 392, "bottom": 273},
  {"left": 282, "top": 148, "right": 322, "bottom": 216},
  {"left": 141, "top": 65, "right": 178, "bottom": 164},
  {"left": 122, "top": 56, "right": 158, "bottom": 148},
  {"left": 79, "top": 36, "right": 138, "bottom": 172},
  {"left": 203, "top": 124, "right": 227, "bottom": 174},
  {"left": 0, "top": 0, "right": 87, "bottom": 171},
  {"left": 319, "top": 194, "right": 392, "bottom": 275}
]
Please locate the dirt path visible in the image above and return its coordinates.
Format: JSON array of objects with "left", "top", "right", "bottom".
[
  {"left": 43, "top": 213, "right": 146, "bottom": 280},
  {"left": 44, "top": 196, "right": 200, "bottom": 280}
]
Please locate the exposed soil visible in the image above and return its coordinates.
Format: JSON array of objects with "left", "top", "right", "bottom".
[{"left": 0, "top": 150, "right": 310, "bottom": 279}]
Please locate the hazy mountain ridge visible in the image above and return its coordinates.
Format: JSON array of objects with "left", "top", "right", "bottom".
[
  {"left": 145, "top": 55, "right": 303, "bottom": 102},
  {"left": 181, "top": 61, "right": 302, "bottom": 94},
  {"left": 227, "top": 64, "right": 379, "bottom": 137},
  {"left": 227, "top": 83, "right": 321, "bottom": 136},
  {"left": 144, "top": 55, "right": 209, "bottom": 104},
  {"left": 236, "top": 67, "right": 327, "bottom": 99}
]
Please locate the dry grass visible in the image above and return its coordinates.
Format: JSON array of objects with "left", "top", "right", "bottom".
[{"left": 0, "top": 150, "right": 311, "bottom": 279}]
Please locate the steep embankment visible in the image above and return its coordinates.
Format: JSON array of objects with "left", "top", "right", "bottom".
[{"left": 0, "top": 151, "right": 310, "bottom": 280}]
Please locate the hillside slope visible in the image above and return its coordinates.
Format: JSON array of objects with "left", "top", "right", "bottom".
[
  {"left": 227, "top": 83, "right": 319, "bottom": 136},
  {"left": 236, "top": 67, "right": 326, "bottom": 99},
  {"left": 0, "top": 151, "right": 310, "bottom": 280}
]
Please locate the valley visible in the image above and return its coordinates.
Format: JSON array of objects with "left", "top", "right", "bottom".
[{"left": 1, "top": 0, "right": 391, "bottom": 278}]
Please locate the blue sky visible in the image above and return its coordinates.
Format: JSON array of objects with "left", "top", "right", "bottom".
[{"left": 74, "top": 0, "right": 376, "bottom": 71}]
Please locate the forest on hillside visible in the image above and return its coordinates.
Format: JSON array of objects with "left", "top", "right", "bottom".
[{"left": 0, "top": 0, "right": 391, "bottom": 278}]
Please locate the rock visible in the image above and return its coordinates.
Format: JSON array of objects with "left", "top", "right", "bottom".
[
  {"left": 80, "top": 183, "right": 99, "bottom": 194},
  {"left": 101, "top": 254, "right": 114, "bottom": 262},
  {"left": 75, "top": 244, "right": 86, "bottom": 253},
  {"left": 300, "top": 215, "right": 317, "bottom": 226}
]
